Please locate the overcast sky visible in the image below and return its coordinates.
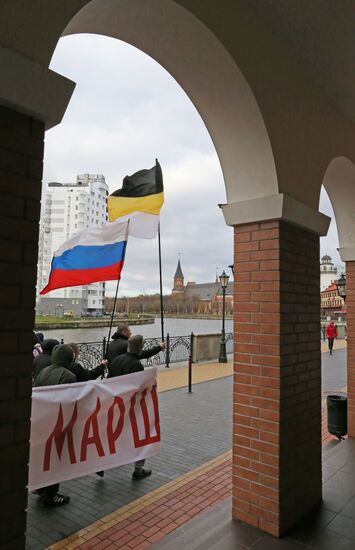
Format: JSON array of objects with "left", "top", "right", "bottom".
[{"left": 44, "top": 34, "right": 343, "bottom": 297}]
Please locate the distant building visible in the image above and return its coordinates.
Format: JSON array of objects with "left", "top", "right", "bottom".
[
  {"left": 321, "top": 280, "right": 346, "bottom": 319},
  {"left": 172, "top": 259, "right": 184, "bottom": 295},
  {"left": 36, "top": 174, "right": 109, "bottom": 316},
  {"left": 171, "top": 259, "right": 233, "bottom": 313},
  {"left": 320, "top": 254, "right": 338, "bottom": 291}
]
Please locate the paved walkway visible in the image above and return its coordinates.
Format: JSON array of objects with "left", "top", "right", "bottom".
[{"left": 25, "top": 342, "right": 347, "bottom": 550}]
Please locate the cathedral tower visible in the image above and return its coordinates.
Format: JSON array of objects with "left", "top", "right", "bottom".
[{"left": 172, "top": 259, "right": 184, "bottom": 294}]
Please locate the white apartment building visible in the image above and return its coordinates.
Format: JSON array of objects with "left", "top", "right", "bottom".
[{"left": 37, "top": 174, "right": 109, "bottom": 316}]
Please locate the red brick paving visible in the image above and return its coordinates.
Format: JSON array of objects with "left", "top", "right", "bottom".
[{"left": 67, "top": 400, "right": 338, "bottom": 550}]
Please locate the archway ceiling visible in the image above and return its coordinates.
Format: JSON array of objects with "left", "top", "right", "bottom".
[
  {"left": 0, "top": 1, "right": 353, "bottom": 124},
  {"left": 247, "top": 0, "right": 355, "bottom": 122}
]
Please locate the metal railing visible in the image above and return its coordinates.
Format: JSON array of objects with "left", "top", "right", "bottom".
[{"left": 66, "top": 332, "right": 234, "bottom": 369}]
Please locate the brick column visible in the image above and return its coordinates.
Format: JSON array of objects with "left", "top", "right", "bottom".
[
  {"left": 0, "top": 105, "right": 44, "bottom": 549},
  {"left": 346, "top": 261, "right": 355, "bottom": 436},
  {"left": 232, "top": 219, "right": 321, "bottom": 537}
]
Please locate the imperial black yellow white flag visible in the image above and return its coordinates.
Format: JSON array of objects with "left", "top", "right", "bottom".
[{"left": 108, "top": 160, "right": 164, "bottom": 238}]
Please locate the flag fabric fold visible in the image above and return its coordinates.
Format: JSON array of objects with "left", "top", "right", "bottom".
[
  {"left": 40, "top": 219, "right": 128, "bottom": 295},
  {"left": 108, "top": 160, "right": 164, "bottom": 238}
]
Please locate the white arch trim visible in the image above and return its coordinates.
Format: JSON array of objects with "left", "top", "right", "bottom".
[
  {"left": 62, "top": 0, "right": 278, "bottom": 205},
  {"left": 323, "top": 157, "right": 355, "bottom": 261}
]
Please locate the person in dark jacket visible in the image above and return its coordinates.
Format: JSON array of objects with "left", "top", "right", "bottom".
[
  {"left": 67, "top": 342, "right": 107, "bottom": 381},
  {"left": 33, "top": 344, "right": 76, "bottom": 507},
  {"left": 32, "top": 338, "right": 60, "bottom": 382},
  {"left": 107, "top": 322, "right": 165, "bottom": 369},
  {"left": 108, "top": 335, "right": 153, "bottom": 480}
]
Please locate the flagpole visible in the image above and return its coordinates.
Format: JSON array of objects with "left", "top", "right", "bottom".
[
  {"left": 106, "top": 222, "right": 130, "bottom": 357},
  {"left": 158, "top": 221, "right": 164, "bottom": 342}
]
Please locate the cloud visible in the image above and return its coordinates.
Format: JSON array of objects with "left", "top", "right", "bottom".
[
  {"left": 44, "top": 34, "right": 341, "bottom": 298},
  {"left": 45, "top": 34, "right": 232, "bottom": 296}
]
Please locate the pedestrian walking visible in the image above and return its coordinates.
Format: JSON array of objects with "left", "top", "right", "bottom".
[
  {"left": 106, "top": 322, "right": 165, "bottom": 367},
  {"left": 326, "top": 321, "right": 337, "bottom": 355},
  {"left": 32, "top": 338, "right": 59, "bottom": 382},
  {"left": 33, "top": 332, "right": 44, "bottom": 357},
  {"left": 33, "top": 344, "right": 76, "bottom": 507},
  {"left": 108, "top": 334, "right": 153, "bottom": 480}
]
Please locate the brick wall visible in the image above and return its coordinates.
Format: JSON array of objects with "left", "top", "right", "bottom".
[
  {"left": 0, "top": 105, "right": 44, "bottom": 549},
  {"left": 232, "top": 219, "right": 321, "bottom": 537},
  {"left": 346, "top": 261, "right": 355, "bottom": 436}
]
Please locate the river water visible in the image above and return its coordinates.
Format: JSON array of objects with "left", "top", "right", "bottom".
[{"left": 43, "top": 318, "right": 233, "bottom": 343}]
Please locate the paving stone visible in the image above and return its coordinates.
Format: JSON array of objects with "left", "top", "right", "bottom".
[{"left": 26, "top": 377, "right": 233, "bottom": 549}]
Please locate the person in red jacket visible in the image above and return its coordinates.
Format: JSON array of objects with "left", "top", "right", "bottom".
[{"left": 326, "top": 321, "right": 338, "bottom": 355}]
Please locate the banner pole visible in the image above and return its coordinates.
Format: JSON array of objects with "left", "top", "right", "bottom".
[
  {"left": 158, "top": 222, "right": 164, "bottom": 342},
  {"left": 106, "top": 222, "right": 130, "bottom": 357}
]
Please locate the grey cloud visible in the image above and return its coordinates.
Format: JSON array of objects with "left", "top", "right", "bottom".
[{"left": 44, "top": 34, "right": 339, "bottom": 298}]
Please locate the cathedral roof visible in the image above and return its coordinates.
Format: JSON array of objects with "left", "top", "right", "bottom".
[
  {"left": 184, "top": 281, "right": 233, "bottom": 301},
  {"left": 174, "top": 259, "right": 184, "bottom": 279},
  {"left": 321, "top": 254, "right": 332, "bottom": 263}
]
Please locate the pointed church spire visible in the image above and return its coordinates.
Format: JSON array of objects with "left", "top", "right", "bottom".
[
  {"left": 174, "top": 259, "right": 184, "bottom": 279},
  {"left": 172, "top": 256, "right": 184, "bottom": 294}
]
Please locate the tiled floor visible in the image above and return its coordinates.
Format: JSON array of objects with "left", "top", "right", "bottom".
[
  {"left": 48, "top": 452, "right": 232, "bottom": 549},
  {"left": 153, "top": 439, "right": 355, "bottom": 550},
  {"left": 26, "top": 344, "right": 350, "bottom": 550},
  {"left": 26, "top": 375, "right": 233, "bottom": 549}
]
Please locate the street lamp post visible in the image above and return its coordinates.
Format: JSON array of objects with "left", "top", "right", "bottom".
[
  {"left": 219, "top": 270, "right": 230, "bottom": 363},
  {"left": 336, "top": 273, "right": 346, "bottom": 302}
]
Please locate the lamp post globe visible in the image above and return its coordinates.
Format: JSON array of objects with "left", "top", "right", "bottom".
[{"left": 219, "top": 270, "right": 230, "bottom": 363}]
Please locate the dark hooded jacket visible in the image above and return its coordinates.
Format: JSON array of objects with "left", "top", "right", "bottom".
[
  {"left": 67, "top": 360, "right": 105, "bottom": 382},
  {"left": 32, "top": 339, "right": 60, "bottom": 382},
  {"left": 107, "top": 333, "right": 161, "bottom": 366},
  {"left": 108, "top": 352, "right": 144, "bottom": 378},
  {"left": 33, "top": 344, "right": 76, "bottom": 386}
]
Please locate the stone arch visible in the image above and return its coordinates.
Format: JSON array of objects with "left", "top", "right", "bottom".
[
  {"left": 322, "top": 157, "right": 355, "bottom": 261},
  {"left": 56, "top": 0, "right": 278, "bottom": 205}
]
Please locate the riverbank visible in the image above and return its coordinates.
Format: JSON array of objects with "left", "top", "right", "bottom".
[
  {"left": 34, "top": 317, "right": 154, "bottom": 330},
  {"left": 154, "top": 313, "right": 233, "bottom": 320}
]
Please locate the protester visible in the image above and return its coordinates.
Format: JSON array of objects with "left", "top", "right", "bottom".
[
  {"left": 67, "top": 342, "right": 107, "bottom": 381},
  {"left": 33, "top": 332, "right": 44, "bottom": 358},
  {"left": 109, "top": 335, "right": 153, "bottom": 479},
  {"left": 326, "top": 321, "right": 338, "bottom": 355},
  {"left": 32, "top": 338, "right": 59, "bottom": 382},
  {"left": 33, "top": 344, "right": 76, "bottom": 507},
  {"left": 106, "top": 322, "right": 165, "bottom": 367}
]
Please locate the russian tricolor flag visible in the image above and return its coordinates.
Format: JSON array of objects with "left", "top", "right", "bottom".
[{"left": 40, "top": 220, "right": 128, "bottom": 295}]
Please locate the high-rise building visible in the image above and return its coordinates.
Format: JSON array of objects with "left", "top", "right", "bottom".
[{"left": 37, "top": 174, "right": 109, "bottom": 316}]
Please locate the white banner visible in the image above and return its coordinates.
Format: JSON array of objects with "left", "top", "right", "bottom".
[{"left": 28, "top": 369, "right": 160, "bottom": 490}]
